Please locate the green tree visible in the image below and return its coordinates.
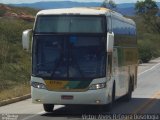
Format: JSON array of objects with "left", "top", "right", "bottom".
[
  {"left": 101, "top": 0, "right": 117, "bottom": 10},
  {"left": 135, "top": 0, "right": 160, "bottom": 33},
  {"left": 135, "top": 0, "right": 158, "bottom": 15}
]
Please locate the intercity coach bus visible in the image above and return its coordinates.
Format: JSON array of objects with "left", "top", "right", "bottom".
[{"left": 22, "top": 7, "right": 138, "bottom": 112}]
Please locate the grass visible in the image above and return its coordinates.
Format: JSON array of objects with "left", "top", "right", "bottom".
[
  {"left": 0, "top": 84, "right": 30, "bottom": 101},
  {"left": 0, "top": 18, "right": 33, "bottom": 101},
  {"left": 0, "top": 4, "right": 36, "bottom": 101}
]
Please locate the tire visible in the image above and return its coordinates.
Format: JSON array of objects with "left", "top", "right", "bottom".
[
  {"left": 105, "top": 83, "right": 115, "bottom": 112},
  {"left": 123, "top": 81, "right": 132, "bottom": 102},
  {"left": 43, "top": 104, "right": 54, "bottom": 112}
]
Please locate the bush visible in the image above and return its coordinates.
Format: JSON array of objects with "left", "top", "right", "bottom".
[
  {"left": 0, "top": 10, "right": 6, "bottom": 16},
  {"left": 139, "top": 46, "right": 152, "bottom": 63},
  {"left": 138, "top": 41, "right": 153, "bottom": 63},
  {"left": 132, "top": 16, "right": 160, "bottom": 63}
]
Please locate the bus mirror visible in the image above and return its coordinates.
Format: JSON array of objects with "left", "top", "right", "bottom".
[
  {"left": 107, "top": 32, "right": 114, "bottom": 52},
  {"left": 22, "top": 29, "right": 32, "bottom": 51}
]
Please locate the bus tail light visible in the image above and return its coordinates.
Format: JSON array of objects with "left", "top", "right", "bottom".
[
  {"left": 89, "top": 83, "right": 106, "bottom": 90},
  {"left": 31, "top": 81, "right": 46, "bottom": 89}
]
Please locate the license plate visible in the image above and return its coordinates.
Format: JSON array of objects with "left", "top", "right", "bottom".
[{"left": 61, "top": 95, "right": 74, "bottom": 100}]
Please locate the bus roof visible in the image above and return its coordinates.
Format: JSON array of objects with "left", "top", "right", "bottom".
[{"left": 37, "top": 7, "right": 110, "bottom": 15}]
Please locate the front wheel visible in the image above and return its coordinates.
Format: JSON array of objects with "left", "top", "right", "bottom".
[
  {"left": 43, "top": 104, "right": 54, "bottom": 112},
  {"left": 105, "top": 83, "right": 115, "bottom": 112}
]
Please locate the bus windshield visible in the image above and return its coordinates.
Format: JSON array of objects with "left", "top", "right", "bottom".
[
  {"left": 32, "top": 35, "right": 106, "bottom": 79},
  {"left": 35, "top": 15, "right": 105, "bottom": 33}
]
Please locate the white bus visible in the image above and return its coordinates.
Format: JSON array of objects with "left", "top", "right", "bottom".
[{"left": 22, "top": 7, "right": 138, "bottom": 112}]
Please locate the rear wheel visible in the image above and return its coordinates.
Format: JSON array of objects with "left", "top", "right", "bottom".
[
  {"left": 123, "top": 80, "right": 132, "bottom": 102},
  {"left": 43, "top": 104, "right": 54, "bottom": 112}
]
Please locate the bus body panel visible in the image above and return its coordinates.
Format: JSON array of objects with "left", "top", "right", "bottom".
[{"left": 113, "top": 47, "right": 138, "bottom": 98}]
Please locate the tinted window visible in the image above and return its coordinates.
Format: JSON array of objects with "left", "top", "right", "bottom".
[{"left": 35, "top": 15, "right": 106, "bottom": 33}]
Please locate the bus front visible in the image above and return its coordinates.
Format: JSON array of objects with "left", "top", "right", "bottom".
[{"left": 30, "top": 13, "right": 110, "bottom": 112}]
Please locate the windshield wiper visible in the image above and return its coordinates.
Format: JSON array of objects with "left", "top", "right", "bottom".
[
  {"left": 36, "top": 60, "right": 61, "bottom": 78},
  {"left": 35, "top": 71, "right": 52, "bottom": 77},
  {"left": 51, "top": 55, "right": 64, "bottom": 77},
  {"left": 69, "top": 49, "right": 85, "bottom": 78},
  {"left": 36, "top": 61, "right": 55, "bottom": 67}
]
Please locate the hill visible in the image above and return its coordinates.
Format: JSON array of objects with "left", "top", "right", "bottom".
[
  {"left": 11, "top": 1, "right": 160, "bottom": 16},
  {"left": 11, "top": 1, "right": 101, "bottom": 9},
  {"left": 0, "top": 4, "right": 38, "bottom": 21}
]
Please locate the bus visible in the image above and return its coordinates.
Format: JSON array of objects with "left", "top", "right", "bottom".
[{"left": 22, "top": 7, "right": 138, "bottom": 112}]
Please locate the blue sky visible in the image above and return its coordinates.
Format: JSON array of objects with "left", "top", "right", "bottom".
[{"left": 0, "top": 0, "right": 160, "bottom": 4}]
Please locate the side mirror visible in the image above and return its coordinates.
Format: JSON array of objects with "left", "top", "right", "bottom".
[
  {"left": 107, "top": 32, "right": 114, "bottom": 52},
  {"left": 22, "top": 29, "right": 32, "bottom": 51}
]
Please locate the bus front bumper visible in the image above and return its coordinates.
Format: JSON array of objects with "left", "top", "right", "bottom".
[{"left": 31, "top": 87, "right": 110, "bottom": 105}]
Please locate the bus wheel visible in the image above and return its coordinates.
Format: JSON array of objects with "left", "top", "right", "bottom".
[
  {"left": 106, "top": 83, "right": 115, "bottom": 112},
  {"left": 43, "top": 104, "right": 54, "bottom": 112},
  {"left": 123, "top": 81, "right": 132, "bottom": 102}
]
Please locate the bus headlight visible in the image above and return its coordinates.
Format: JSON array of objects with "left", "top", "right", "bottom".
[
  {"left": 89, "top": 83, "right": 106, "bottom": 90},
  {"left": 31, "top": 81, "right": 46, "bottom": 89}
]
